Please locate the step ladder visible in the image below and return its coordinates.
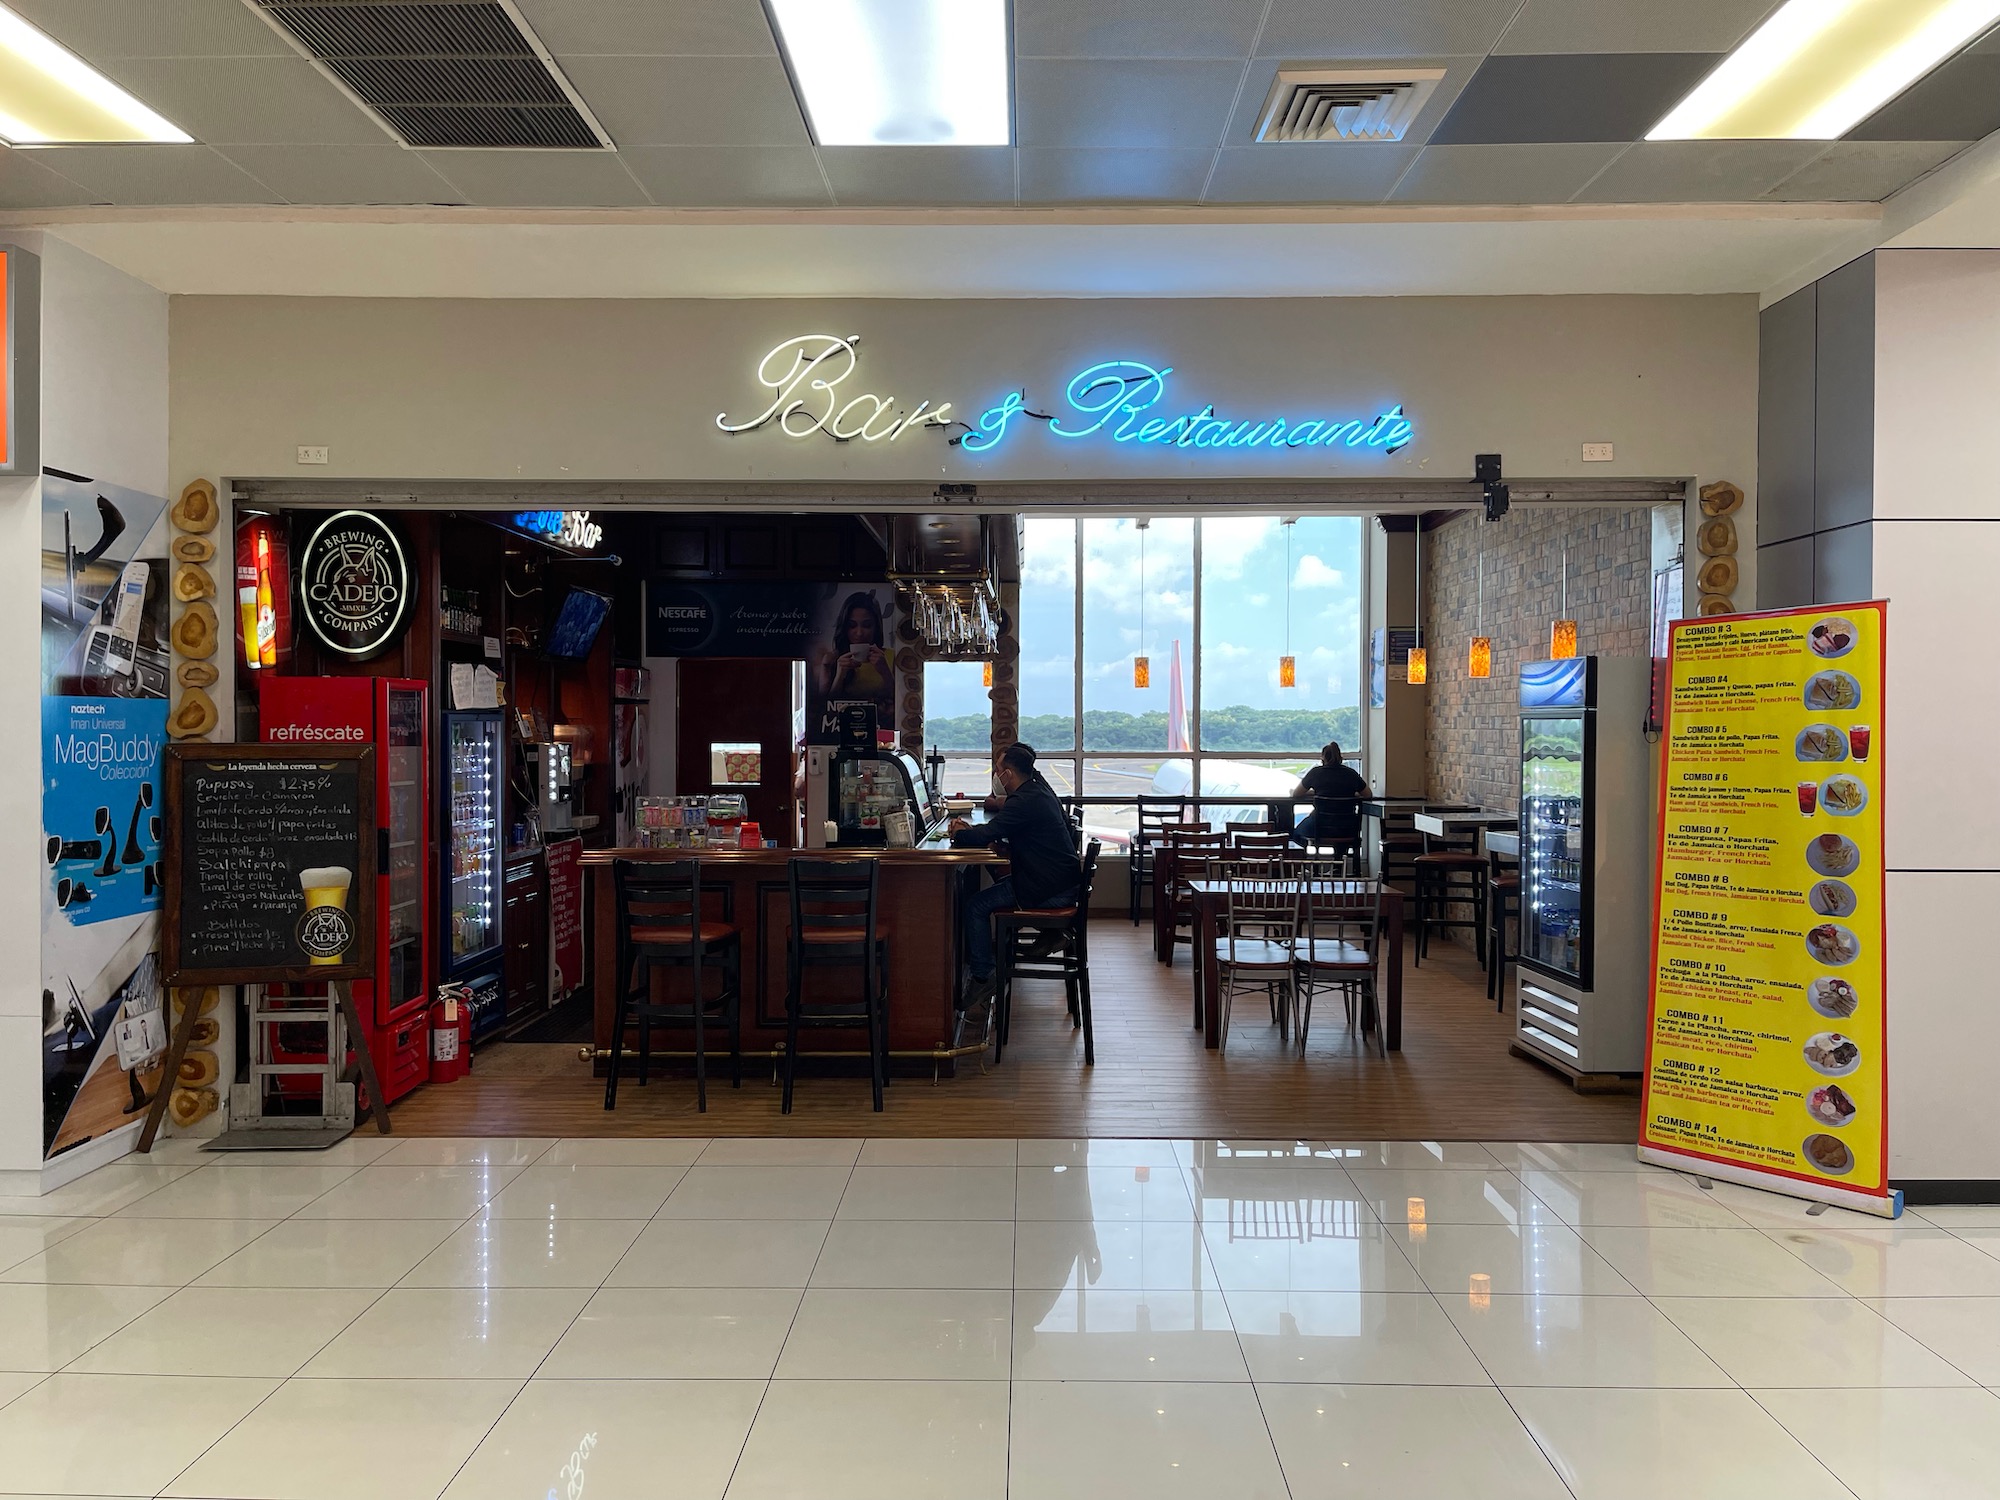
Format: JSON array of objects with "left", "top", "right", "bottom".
[{"left": 209, "top": 983, "right": 363, "bottom": 1151}]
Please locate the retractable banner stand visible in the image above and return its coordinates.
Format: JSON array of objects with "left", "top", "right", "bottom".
[{"left": 1640, "top": 601, "right": 1897, "bottom": 1217}]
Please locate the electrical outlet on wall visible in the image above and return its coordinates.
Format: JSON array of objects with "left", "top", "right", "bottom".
[
  {"left": 296, "top": 445, "right": 329, "bottom": 465},
  {"left": 1582, "top": 441, "right": 1614, "bottom": 462}
]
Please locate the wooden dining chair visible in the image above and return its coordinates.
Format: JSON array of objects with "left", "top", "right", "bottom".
[
  {"left": 1129, "top": 797, "right": 1190, "bottom": 925},
  {"left": 1164, "top": 828, "right": 1229, "bottom": 968},
  {"left": 1291, "top": 871, "right": 1382, "bottom": 1046},
  {"left": 1213, "top": 862, "right": 1303, "bottom": 1051}
]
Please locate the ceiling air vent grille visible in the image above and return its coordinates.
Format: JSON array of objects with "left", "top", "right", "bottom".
[
  {"left": 251, "top": 0, "right": 612, "bottom": 149},
  {"left": 1254, "top": 68, "right": 1446, "bottom": 143}
]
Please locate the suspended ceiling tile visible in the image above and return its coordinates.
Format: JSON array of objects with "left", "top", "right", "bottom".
[
  {"left": 1258, "top": 0, "right": 1525, "bottom": 60},
  {"left": 1203, "top": 143, "right": 1418, "bottom": 203},
  {"left": 1015, "top": 0, "right": 1268, "bottom": 59},
  {"left": 1218, "top": 56, "right": 1479, "bottom": 149},
  {"left": 1016, "top": 59, "right": 1246, "bottom": 149},
  {"left": 3, "top": 0, "right": 297, "bottom": 58},
  {"left": 1387, "top": 142, "right": 1626, "bottom": 203},
  {"left": 214, "top": 144, "right": 467, "bottom": 205},
  {"left": 1575, "top": 139, "right": 1825, "bottom": 202},
  {"left": 417, "top": 149, "right": 652, "bottom": 208},
  {"left": 618, "top": 146, "right": 833, "bottom": 207},
  {"left": 1764, "top": 141, "right": 1969, "bottom": 202},
  {"left": 820, "top": 146, "right": 1016, "bottom": 206},
  {"left": 1430, "top": 53, "right": 1720, "bottom": 144},
  {"left": 513, "top": 0, "right": 777, "bottom": 56},
  {"left": 556, "top": 55, "right": 808, "bottom": 147},
  {"left": 1018, "top": 148, "right": 1216, "bottom": 203},
  {"left": 1846, "top": 53, "right": 2000, "bottom": 142},
  {"left": 1494, "top": 0, "right": 1779, "bottom": 55},
  {"left": 94, "top": 56, "right": 388, "bottom": 145},
  {"left": 0, "top": 149, "right": 101, "bottom": 209},
  {"left": 37, "top": 144, "right": 283, "bottom": 205}
]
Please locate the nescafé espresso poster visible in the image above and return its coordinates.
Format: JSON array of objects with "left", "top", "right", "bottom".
[{"left": 1640, "top": 601, "right": 1894, "bottom": 1216}]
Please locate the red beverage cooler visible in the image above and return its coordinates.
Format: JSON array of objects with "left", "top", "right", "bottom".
[{"left": 262, "top": 676, "right": 433, "bottom": 1103}]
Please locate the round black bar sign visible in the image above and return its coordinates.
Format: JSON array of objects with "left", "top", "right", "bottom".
[{"left": 301, "top": 510, "right": 412, "bottom": 657}]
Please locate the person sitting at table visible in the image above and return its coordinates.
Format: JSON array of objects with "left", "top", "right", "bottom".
[
  {"left": 948, "top": 743, "right": 1084, "bottom": 1024},
  {"left": 1290, "top": 740, "right": 1367, "bottom": 846}
]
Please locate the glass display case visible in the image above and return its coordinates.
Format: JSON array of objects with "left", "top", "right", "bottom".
[
  {"left": 830, "top": 748, "right": 942, "bottom": 846},
  {"left": 442, "top": 708, "right": 504, "bottom": 980},
  {"left": 1521, "top": 711, "right": 1588, "bottom": 983}
]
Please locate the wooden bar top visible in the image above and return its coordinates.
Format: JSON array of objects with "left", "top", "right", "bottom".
[{"left": 581, "top": 843, "right": 1002, "bottom": 867}]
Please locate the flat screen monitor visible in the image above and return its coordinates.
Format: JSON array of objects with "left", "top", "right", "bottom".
[{"left": 545, "top": 588, "right": 612, "bottom": 660}]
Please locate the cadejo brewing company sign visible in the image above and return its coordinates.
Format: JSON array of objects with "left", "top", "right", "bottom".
[{"left": 300, "top": 511, "right": 411, "bottom": 658}]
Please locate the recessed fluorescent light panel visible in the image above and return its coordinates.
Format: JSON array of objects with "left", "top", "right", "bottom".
[
  {"left": 0, "top": 3, "right": 189, "bottom": 143},
  {"left": 767, "top": 0, "right": 1010, "bottom": 146},
  {"left": 1650, "top": 0, "right": 2000, "bottom": 140}
]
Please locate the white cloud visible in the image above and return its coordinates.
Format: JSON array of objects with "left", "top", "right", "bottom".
[
  {"left": 1198, "top": 516, "right": 1277, "bottom": 580},
  {"left": 1247, "top": 592, "right": 1269, "bottom": 608},
  {"left": 1294, "top": 554, "right": 1344, "bottom": 589}
]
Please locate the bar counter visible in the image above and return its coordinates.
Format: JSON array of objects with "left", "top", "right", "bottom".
[{"left": 584, "top": 844, "right": 1003, "bottom": 1073}]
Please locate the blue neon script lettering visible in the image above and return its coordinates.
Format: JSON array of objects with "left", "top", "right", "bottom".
[{"left": 959, "top": 359, "right": 1414, "bottom": 455}]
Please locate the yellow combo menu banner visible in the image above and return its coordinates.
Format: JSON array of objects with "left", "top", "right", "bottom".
[{"left": 1640, "top": 601, "right": 1897, "bottom": 1217}]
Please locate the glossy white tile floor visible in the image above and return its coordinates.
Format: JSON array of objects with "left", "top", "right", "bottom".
[{"left": 0, "top": 1136, "right": 1992, "bottom": 1498}]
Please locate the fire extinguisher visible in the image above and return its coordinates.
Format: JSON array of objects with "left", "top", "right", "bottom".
[{"left": 430, "top": 983, "right": 471, "bottom": 1084}]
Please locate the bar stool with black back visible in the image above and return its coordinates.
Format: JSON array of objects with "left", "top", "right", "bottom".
[
  {"left": 603, "top": 858, "right": 741, "bottom": 1113},
  {"left": 1291, "top": 866, "right": 1382, "bottom": 1045},
  {"left": 1214, "top": 860, "right": 1303, "bottom": 1050},
  {"left": 1230, "top": 829, "right": 1294, "bottom": 866},
  {"left": 1413, "top": 831, "right": 1487, "bottom": 967},
  {"left": 1165, "top": 827, "right": 1229, "bottom": 969},
  {"left": 1487, "top": 844, "right": 1521, "bottom": 1007},
  {"left": 1129, "top": 796, "right": 1189, "bottom": 925},
  {"left": 1377, "top": 809, "right": 1425, "bottom": 888},
  {"left": 995, "top": 839, "right": 1101, "bottom": 1066},
  {"left": 781, "top": 857, "right": 890, "bottom": 1114},
  {"left": 1308, "top": 793, "right": 1363, "bottom": 871}
]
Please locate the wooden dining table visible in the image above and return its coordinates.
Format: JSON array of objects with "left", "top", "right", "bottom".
[{"left": 1186, "top": 877, "right": 1406, "bottom": 1052}]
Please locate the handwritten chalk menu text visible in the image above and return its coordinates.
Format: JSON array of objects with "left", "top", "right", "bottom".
[{"left": 163, "top": 745, "right": 376, "bottom": 983}]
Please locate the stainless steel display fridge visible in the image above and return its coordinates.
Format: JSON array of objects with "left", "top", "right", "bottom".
[
  {"left": 440, "top": 708, "right": 506, "bottom": 1038},
  {"left": 1514, "top": 655, "right": 1653, "bottom": 1081}
]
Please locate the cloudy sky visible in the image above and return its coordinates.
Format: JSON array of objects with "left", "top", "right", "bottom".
[{"left": 927, "top": 515, "right": 1365, "bottom": 726}]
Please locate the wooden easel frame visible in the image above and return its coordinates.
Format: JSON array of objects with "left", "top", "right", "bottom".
[{"left": 141, "top": 744, "right": 391, "bottom": 1150}]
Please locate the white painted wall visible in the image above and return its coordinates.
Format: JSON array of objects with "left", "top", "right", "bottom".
[
  {"left": 1872, "top": 249, "right": 2000, "bottom": 1185},
  {"left": 0, "top": 237, "right": 169, "bottom": 1186},
  {"left": 167, "top": 294, "right": 1758, "bottom": 494}
]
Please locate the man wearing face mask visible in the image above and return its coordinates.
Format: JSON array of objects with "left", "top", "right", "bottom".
[{"left": 948, "top": 743, "right": 1082, "bottom": 1028}]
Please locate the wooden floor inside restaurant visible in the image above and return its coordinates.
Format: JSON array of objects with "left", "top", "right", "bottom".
[{"left": 391, "top": 922, "right": 1642, "bottom": 1141}]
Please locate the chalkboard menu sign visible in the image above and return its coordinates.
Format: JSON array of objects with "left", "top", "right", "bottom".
[{"left": 162, "top": 744, "right": 377, "bottom": 984}]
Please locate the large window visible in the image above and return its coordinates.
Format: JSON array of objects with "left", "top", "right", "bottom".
[
  {"left": 975, "top": 515, "right": 1366, "bottom": 844},
  {"left": 921, "top": 660, "right": 993, "bottom": 797}
]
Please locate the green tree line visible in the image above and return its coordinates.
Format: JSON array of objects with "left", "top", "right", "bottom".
[{"left": 924, "top": 705, "right": 1361, "bottom": 753}]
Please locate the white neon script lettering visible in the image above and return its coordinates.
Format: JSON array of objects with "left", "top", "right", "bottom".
[
  {"left": 715, "top": 334, "right": 953, "bottom": 442},
  {"left": 960, "top": 359, "right": 1414, "bottom": 455}
]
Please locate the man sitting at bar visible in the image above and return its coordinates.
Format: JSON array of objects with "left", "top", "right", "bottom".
[
  {"left": 948, "top": 743, "right": 1084, "bottom": 1023},
  {"left": 1290, "top": 740, "right": 1368, "bottom": 846}
]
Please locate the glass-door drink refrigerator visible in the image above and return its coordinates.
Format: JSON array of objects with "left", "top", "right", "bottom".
[
  {"left": 260, "top": 676, "right": 432, "bottom": 1104},
  {"left": 1514, "top": 656, "right": 1652, "bottom": 1081},
  {"left": 440, "top": 708, "right": 506, "bottom": 1041}
]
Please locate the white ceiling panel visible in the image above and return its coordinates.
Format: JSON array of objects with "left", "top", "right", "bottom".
[
  {"left": 1016, "top": 59, "right": 1246, "bottom": 149},
  {"left": 216, "top": 144, "right": 467, "bottom": 206},
  {"left": 1767, "top": 142, "right": 1970, "bottom": 203},
  {"left": 1015, "top": 0, "right": 1268, "bottom": 59},
  {"left": 93, "top": 56, "right": 388, "bottom": 145},
  {"left": 0, "top": 151, "right": 99, "bottom": 209},
  {"left": 619, "top": 146, "right": 831, "bottom": 208},
  {"left": 1388, "top": 143, "right": 1625, "bottom": 203},
  {"left": 37, "top": 145, "right": 283, "bottom": 205},
  {"left": 1258, "top": 0, "right": 1523, "bottom": 60},
  {"left": 419, "top": 150, "right": 652, "bottom": 208},
  {"left": 4, "top": 0, "right": 296, "bottom": 58},
  {"left": 820, "top": 146, "right": 1016, "bottom": 206},
  {"left": 1578, "top": 141, "right": 1828, "bottom": 204},
  {"left": 514, "top": 0, "right": 778, "bottom": 57},
  {"left": 556, "top": 55, "right": 808, "bottom": 147},
  {"left": 1493, "top": 0, "right": 1780, "bottom": 55},
  {"left": 1204, "top": 144, "right": 1418, "bottom": 203},
  {"left": 1019, "top": 148, "right": 1215, "bottom": 203}
]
